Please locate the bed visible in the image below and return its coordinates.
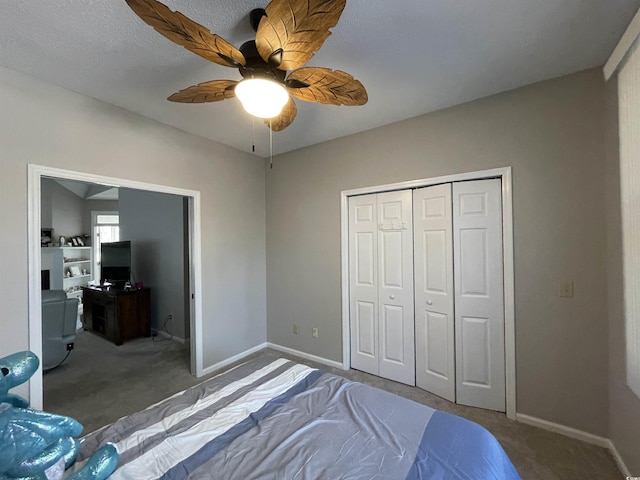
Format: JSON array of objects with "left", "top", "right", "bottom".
[{"left": 78, "top": 356, "right": 520, "bottom": 479}]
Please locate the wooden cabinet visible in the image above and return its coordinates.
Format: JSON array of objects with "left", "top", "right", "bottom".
[{"left": 82, "top": 287, "right": 150, "bottom": 345}]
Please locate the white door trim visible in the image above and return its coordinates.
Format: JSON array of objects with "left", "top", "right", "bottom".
[
  {"left": 340, "top": 167, "right": 516, "bottom": 419},
  {"left": 27, "top": 164, "right": 204, "bottom": 409}
]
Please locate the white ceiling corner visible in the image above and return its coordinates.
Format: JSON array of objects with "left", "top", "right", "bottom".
[{"left": 1, "top": 0, "right": 638, "bottom": 157}]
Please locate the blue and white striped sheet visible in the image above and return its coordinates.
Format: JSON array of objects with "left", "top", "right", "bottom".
[{"left": 79, "top": 356, "right": 520, "bottom": 479}]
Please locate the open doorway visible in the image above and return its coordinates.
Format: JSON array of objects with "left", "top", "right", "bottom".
[{"left": 28, "top": 165, "right": 203, "bottom": 413}]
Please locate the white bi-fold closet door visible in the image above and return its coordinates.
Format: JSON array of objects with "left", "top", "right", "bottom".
[
  {"left": 349, "top": 190, "right": 416, "bottom": 386},
  {"left": 349, "top": 179, "right": 505, "bottom": 411},
  {"left": 414, "top": 179, "right": 505, "bottom": 411}
]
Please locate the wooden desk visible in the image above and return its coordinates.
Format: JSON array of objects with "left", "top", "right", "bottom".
[{"left": 82, "top": 287, "right": 150, "bottom": 345}]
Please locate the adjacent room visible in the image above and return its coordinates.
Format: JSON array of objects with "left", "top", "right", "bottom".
[
  {"left": 39, "top": 177, "right": 193, "bottom": 428},
  {"left": 1, "top": 0, "right": 640, "bottom": 478}
]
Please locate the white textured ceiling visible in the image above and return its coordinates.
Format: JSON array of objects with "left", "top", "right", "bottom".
[{"left": 1, "top": 1, "right": 638, "bottom": 157}]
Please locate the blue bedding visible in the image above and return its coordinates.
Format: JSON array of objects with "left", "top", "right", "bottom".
[{"left": 79, "top": 357, "right": 520, "bottom": 479}]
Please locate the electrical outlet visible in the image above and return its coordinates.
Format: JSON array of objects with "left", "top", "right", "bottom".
[
  {"left": 293, "top": 324, "right": 299, "bottom": 335},
  {"left": 559, "top": 281, "right": 574, "bottom": 298},
  {"left": 312, "top": 328, "right": 319, "bottom": 338},
  {"left": 167, "top": 314, "right": 173, "bottom": 321}
]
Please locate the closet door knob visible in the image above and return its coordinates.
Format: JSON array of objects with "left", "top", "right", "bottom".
[
  {"left": 389, "top": 295, "right": 396, "bottom": 300},
  {"left": 426, "top": 300, "right": 433, "bottom": 305}
]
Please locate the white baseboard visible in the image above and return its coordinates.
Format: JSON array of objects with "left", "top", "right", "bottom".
[
  {"left": 200, "top": 342, "right": 268, "bottom": 377},
  {"left": 516, "top": 413, "right": 609, "bottom": 447},
  {"left": 267, "top": 343, "right": 344, "bottom": 370},
  {"left": 199, "top": 342, "right": 344, "bottom": 379},
  {"left": 515, "top": 414, "right": 631, "bottom": 476},
  {"left": 606, "top": 439, "right": 632, "bottom": 477}
]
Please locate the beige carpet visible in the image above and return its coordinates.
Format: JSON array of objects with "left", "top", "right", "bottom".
[{"left": 44, "top": 331, "right": 622, "bottom": 479}]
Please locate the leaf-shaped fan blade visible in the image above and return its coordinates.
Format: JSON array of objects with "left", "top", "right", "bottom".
[
  {"left": 255, "top": 0, "right": 346, "bottom": 71},
  {"left": 168, "top": 80, "right": 238, "bottom": 103},
  {"left": 125, "top": 0, "right": 246, "bottom": 68},
  {"left": 286, "top": 67, "right": 368, "bottom": 106},
  {"left": 264, "top": 97, "right": 297, "bottom": 131}
]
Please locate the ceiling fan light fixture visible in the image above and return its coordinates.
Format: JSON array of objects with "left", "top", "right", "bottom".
[
  {"left": 235, "top": 78, "right": 289, "bottom": 119},
  {"left": 125, "top": 0, "right": 367, "bottom": 131}
]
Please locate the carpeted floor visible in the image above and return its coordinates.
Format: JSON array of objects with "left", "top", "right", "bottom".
[{"left": 44, "top": 331, "right": 623, "bottom": 479}]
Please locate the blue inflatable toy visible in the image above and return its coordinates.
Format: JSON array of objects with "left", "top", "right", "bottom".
[{"left": 0, "top": 351, "right": 119, "bottom": 480}]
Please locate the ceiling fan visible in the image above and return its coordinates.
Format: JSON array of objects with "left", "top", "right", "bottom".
[{"left": 124, "top": 0, "right": 368, "bottom": 131}]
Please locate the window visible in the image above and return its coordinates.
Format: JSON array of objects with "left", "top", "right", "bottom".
[{"left": 618, "top": 39, "right": 640, "bottom": 398}]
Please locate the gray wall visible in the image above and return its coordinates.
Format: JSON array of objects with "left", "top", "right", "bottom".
[
  {"left": 0, "top": 66, "right": 267, "bottom": 402},
  {"left": 41, "top": 179, "right": 53, "bottom": 230},
  {"left": 41, "top": 178, "right": 84, "bottom": 239},
  {"left": 119, "top": 188, "right": 187, "bottom": 339},
  {"left": 267, "top": 69, "right": 609, "bottom": 436},
  {"left": 42, "top": 180, "right": 119, "bottom": 246},
  {"left": 605, "top": 76, "right": 640, "bottom": 473}
]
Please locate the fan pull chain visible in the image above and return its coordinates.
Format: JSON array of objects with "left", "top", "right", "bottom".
[
  {"left": 252, "top": 117, "right": 256, "bottom": 153},
  {"left": 269, "top": 118, "right": 273, "bottom": 169}
]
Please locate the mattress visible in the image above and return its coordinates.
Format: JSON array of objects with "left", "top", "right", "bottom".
[{"left": 78, "top": 356, "right": 520, "bottom": 479}]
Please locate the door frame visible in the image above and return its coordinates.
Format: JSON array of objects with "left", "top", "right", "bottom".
[
  {"left": 27, "top": 164, "right": 204, "bottom": 409},
  {"left": 340, "top": 167, "right": 516, "bottom": 419}
]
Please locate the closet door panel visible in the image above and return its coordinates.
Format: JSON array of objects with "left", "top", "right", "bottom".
[
  {"left": 349, "top": 194, "right": 379, "bottom": 375},
  {"left": 453, "top": 179, "right": 505, "bottom": 412},
  {"left": 382, "top": 304, "right": 405, "bottom": 362},
  {"left": 378, "top": 190, "right": 415, "bottom": 386},
  {"left": 459, "top": 229, "right": 488, "bottom": 296},
  {"left": 414, "top": 184, "right": 455, "bottom": 401},
  {"left": 425, "top": 311, "right": 449, "bottom": 375},
  {"left": 355, "top": 301, "right": 376, "bottom": 358},
  {"left": 460, "top": 315, "right": 490, "bottom": 386},
  {"left": 380, "top": 231, "right": 404, "bottom": 287}
]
